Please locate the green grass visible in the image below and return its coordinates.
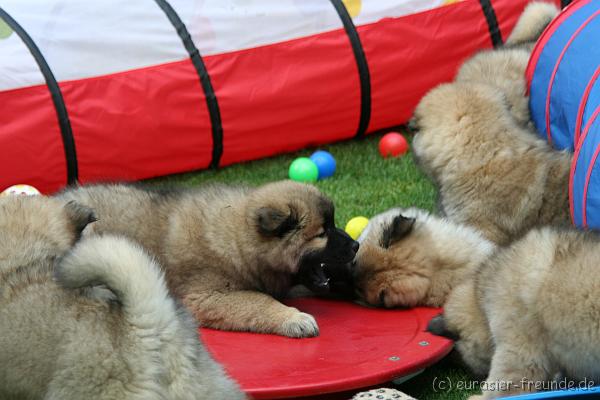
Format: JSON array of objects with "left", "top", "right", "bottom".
[
  {"left": 148, "top": 133, "right": 478, "bottom": 399},
  {"left": 149, "top": 134, "right": 436, "bottom": 226}
]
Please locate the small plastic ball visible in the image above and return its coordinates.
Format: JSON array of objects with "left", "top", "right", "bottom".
[
  {"left": 310, "top": 150, "right": 336, "bottom": 179},
  {"left": 289, "top": 157, "right": 319, "bottom": 183},
  {"left": 345, "top": 216, "right": 369, "bottom": 240},
  {"left": 0, "top": 184, "right": 41, "bottom": 197},
  {"left": 379, "top": 132, "right": 409, "bottom": 158}
]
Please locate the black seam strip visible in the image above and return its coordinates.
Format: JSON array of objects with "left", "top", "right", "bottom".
[
  {"left": 154, "top": 0, "right": 223, "bottom": 169},
  {"left": 0, "top": 7, "right": 78, "bottom": 185},
  {"left": 330, "top": 0, "right": 371, "bottom": 139},
  {"left": 479, "top": 0, "right": 503, "bottom": 48},
  {"left": 561, "top": 0, "right": 573, "bottom": 8}
]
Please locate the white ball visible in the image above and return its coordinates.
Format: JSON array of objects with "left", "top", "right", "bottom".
[{"left": 0, "top": 184, "right": 41, "bottom": 197}]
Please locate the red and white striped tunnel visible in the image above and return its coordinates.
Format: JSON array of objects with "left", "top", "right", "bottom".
[{"left": 0, "top": 0, "right": 559, "bottom": 193}]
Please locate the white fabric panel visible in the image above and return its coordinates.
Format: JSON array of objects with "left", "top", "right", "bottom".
[
  {"left": 0, "top": 0, "right": 187, "bottom": 90},
  {"left": 0, "top": 19, "right": 45, "bottom": 91},
  {"left": 0, "top": 0, "right": 455, "bottom": 91},
  {"left": 172, "top": 0, "right": 343, "bottom": 56},
  {"left": 355, "top": 0, "right": 458, "bottom": 26}
]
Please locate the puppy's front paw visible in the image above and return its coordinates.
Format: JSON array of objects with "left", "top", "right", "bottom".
[{"left": 279, "top": 309, "right": 319, "bottom": 338}]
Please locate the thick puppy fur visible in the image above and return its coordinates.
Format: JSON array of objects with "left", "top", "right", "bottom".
[
  {"left": 455, "top": 1, "right": 558, "bottom": 129},
  {"left": 411, "top": 81, "right": 571, "bottom": 245},
  {"left": 0, "top": 196, "right": 244, "bottom": 400},
  {"left": 505, "top": 1, "right": 559, "bottom": 47},
  {"left": 353, "top": 207, "right": 494, "bottom": 308},
  {"left": 58, "top": 180, "right": 358, "bottom": 338},
  {"left": 431, "top": 227, "right": 600, "bottom": 399}
]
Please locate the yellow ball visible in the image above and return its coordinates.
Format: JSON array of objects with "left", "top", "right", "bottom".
[
  {"left": 0, "top": 184, "right": 41, "bottom": 197},
  {"left": 345, "top": 216, "right": 369, "bottom": 240},
  {"left": 342, "top": 0, "right": 362, "bottom": 18}
]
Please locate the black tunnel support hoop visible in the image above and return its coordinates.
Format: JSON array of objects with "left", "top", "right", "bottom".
[
  {"left": 479, "top": 0, "right": 504, "bottom": 48},
  {"left": 0, "top": 6, "right": 79, "bottom": 185},
  {"left": 154, "top": 0, "right": 224, "bottom": 169},
  {"left": 330, "top": 0, "right": 372, "bottom": 139}
]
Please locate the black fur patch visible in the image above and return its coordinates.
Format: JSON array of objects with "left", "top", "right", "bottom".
[
  {"left": 427, "top": 314, "right": 459, "bottom": 341},
  {"left": 380, "top": 215, "right": 415, "bottom": 248},
  {"left": 256, "top": 207, "right": 299, "bottom": 238},
  {"left": 317, "top": 197, "right": 335, "bottom": 227},
  {"left": 64, "top": 201, "right": 97, "bottom": 238}
]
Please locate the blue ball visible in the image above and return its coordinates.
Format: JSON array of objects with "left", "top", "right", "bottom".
[{"left": 310, "top": 150, "right": 336, "bottom": 179}]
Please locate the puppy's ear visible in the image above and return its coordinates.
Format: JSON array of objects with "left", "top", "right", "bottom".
[
  {"left": 255, "top": 206, "right": 298, "bottom": 237},
  {"left": 380, "top": 215, "right": 415, "bottom": 248},
  {"left": 64, "top": 201, "right": 97, "bottom": 237}
]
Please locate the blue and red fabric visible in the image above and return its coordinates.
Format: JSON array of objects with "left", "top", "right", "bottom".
[{"left": 528, "top": 0, "right": 600, "bottom": 229}]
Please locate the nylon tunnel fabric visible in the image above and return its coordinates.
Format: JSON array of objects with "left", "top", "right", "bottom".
[
  {"left": 1, "top": 0, "right": 551, "bottom": 193},
  {"left": 527, "top": 0, "right": 600, "bottom": 229}
]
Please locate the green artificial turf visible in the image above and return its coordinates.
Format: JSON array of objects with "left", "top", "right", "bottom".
[{"left": 148, "top": 133, "right": 479, "bottom": 400}]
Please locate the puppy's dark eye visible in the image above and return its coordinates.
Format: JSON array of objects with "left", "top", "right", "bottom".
[{"left": 312, "top": 230, "right": 327, "bottom": 239}]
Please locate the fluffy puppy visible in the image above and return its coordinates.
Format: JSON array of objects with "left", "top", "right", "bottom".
[
  {"left": 505, "top": 1, "right": 559, "bottom": 47},
  {"left": 411, "top": 81, "right": 571, "bottom": 245},
  {"left": 0, "top": 196, "right": 244, "bottom": 400},
  {"left": 58, "top": 181, "right": 358, "bottom": 338},
  {"left": 353, "top": 207, "right": 494, "bottom": 308},
  {"left": 455, "top": 1, "right": 558, "bottom": 129},
  {"left": 430, "top": 227, "right": 600, "bottom": 399}
]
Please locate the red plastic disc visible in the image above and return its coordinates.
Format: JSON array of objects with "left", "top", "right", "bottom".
[{"left": 200, "top": 298, "right": 453, "bottom": 399}]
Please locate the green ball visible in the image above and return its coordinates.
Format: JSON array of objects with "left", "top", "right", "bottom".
[
  {"left": 289, "top": 157, "right": 319, "bottom": 182},
  {"left": 0, "top": 20, "right": 13, "bottom": 40}
]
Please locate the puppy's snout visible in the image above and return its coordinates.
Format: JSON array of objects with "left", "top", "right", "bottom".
[
  {"left": 427, "top": 313, "right": 459, "bottom": 341},
  {"left": 427, "top": 314, "right": 446, "bottom": 335},
  {"left": 351, "top": 241, "right": 359, "bottom": 253}
]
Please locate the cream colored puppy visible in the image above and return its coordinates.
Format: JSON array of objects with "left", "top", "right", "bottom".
[
  {"left": 353, "top": 207, "right": 494, "bottom": 308},
  {"left": 412, "top": 81, "right": 571, "bottom": 245},
  {"left": 455, "top": 1, "right": 558, "bottom": 129},
  {"left": 430, "top": 227, "right": 600, "bottom": 399},
  {"left": 0, "top": 196, "right": 245, "bottom": 400}
]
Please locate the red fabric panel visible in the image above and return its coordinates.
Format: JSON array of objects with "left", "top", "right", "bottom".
[
  {"left": 0, "top": 85, "right": 66, "bottom": 193},
  {"left": 362, "top": 1, "right": 495, "bottom": 132},
  {"left": 495, "top": 0, "right": 562, "bottom": 42},
  {"left": 2, "top": 1, "right": 548, "bottom": 191},
  {"left": 60, "top": 59, "right": 213, "bottom": 185},
  {"left": 203, "top": 29, "right": 360, "bottom": 167}
]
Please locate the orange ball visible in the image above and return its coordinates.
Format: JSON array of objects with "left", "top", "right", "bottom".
[{"left": 378, "top": 132, "right": 409, "bottom": 158}]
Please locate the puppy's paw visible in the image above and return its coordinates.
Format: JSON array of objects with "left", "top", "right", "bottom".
[{"left": 279, "top": 309, "right": 319, "bottom": 338}]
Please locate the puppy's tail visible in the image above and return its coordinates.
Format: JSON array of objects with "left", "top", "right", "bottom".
[
  {"left": 56, "top": 235, "right": 175, "bottom": 327},
  {"left": 506, "top": 1, "right": 559, "bottom": 46}
]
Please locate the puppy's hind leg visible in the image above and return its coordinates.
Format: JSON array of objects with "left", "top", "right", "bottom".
[{"left": 478, "top": 340, "right": 553, "bottom": 399}]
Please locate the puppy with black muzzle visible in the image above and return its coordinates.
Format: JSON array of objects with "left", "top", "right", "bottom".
[
  {"left": 293, "top": 227, "right": 358, "bottom": 299},
  {"left": 59, "top": 180, "right": 359, "bottom": 338},
  {"left": 352, "top": 207, "right": 494, "bottom": 308},
  {"left": 429, "top": 227, "right": 600, "bottom": 399},
  {"left": 0, "top": 195, "right": 244, "bottom": 400}
]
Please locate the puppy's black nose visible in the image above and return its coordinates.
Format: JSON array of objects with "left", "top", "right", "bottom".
[{"left": 351, "top": 241, "right": 359, "bottom": 253}]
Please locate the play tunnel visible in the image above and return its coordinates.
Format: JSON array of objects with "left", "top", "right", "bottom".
[
  {"left": 1, "top": 0, "right": 554, "bottom": 193},
  {"left": 527, "top": 0, "right": 600, "bottom": 229}
]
